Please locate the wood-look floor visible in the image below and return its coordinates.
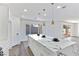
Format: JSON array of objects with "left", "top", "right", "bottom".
[{"left": 9, "top": 41, "right": 34, "bottom": 56}]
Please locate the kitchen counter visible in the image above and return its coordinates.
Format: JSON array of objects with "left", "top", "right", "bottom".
[{"left": 28, "top": 34, "right": 76, "bottom": 56}]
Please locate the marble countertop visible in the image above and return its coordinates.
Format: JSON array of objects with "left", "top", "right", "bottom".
[{"left": 28, "top": 34, "right": 76, "bottom": 52}]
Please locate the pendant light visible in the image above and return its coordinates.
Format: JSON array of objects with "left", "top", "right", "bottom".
[{"left": 51, "top": 19, "right": 54, "bottom": 24}]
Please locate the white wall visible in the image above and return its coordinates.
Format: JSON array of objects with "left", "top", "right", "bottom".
[
  {"left": 20, "top": 19, "right": 43, "bottom": 40},
  {"left": 8, "top": 17, "right": 43, "bottom": 47},
  {"left": 72, "top": 23, "right": 79, "bottom": 36},
  {"left": 71, "top": 23, "right": 78, "bottom": 36},
  {"left": 9, "top": 18, "right": 44, "bottom": 47},
  {"left": 18, "top": 19, "right": 62, "bottom": 42},
  {"left": 0, "top": 6, "right": 8, "bottom": 40},
  {"left": 8, "top": 17, "right": 21, "bottom": 46},
  {"left": 42, "top": 20, "right": 79, "bottom": 39},
  {"left": 78, "top": 24, "right": 79, "bottom": 36},
  {"left": 14, "top": 18, "right": 78, "bottom": 43},
  {"left": 20, "top": 19, "right": 65, "bottom": 39},
  {"left": 0, "top": 6, "right": 9, "bottom": 55},
  {"left": 42, "top": 21, "right": 63, "bottom": 39}
]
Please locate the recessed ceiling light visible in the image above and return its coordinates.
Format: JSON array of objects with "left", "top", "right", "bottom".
[
  {"left": 57, "top": 6, "right": 61, "bottom": 9},
  {"left": 62, "top": 6, "right": 66, "bottom": 8},
  {"left": 33, "top": 24, "right": 39, "bottom": 27},
  {"left": 57, "top": 5, "right": 66, "bottom": 9},
  {"left": 43, "top": 9, "right": 46, "bottom": 11},
  {"left": 24, "top": 9, "right": 28, "bottom": 12},
  {"left": 51, "top": 3, "right": 54, "bottom": 5},
  {"left": 44, "top": 13, "right": 47, "bottom": 16}
]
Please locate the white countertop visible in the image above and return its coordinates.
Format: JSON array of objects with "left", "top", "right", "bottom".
[{"left": 28, "top": 34, "right": 76, "bottom": 52}]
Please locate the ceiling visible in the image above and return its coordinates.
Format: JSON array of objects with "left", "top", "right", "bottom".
[
  {"left": 1, "top": 3, "right": 79, "bottom": 21},
  {"left": 53, "top": 3, "right": 79, "bottom": 21},
  {"left": 1, "top": 3, "right": 53, "bottom": 21}
]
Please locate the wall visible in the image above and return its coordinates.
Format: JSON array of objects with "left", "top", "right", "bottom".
[
  {"left": 9, "top": 17, "right": 79, "bottom": 47},
  {"left": 20, "top": 19, "right": 60, "bottom": 41},
  {"left": 20, "top": 19, "right": 65, "bottom": 39},
  {"left": 20, "top": 19, "right": 43, "bottom": 40},
  {"left": 42, "top": 20, "right": 79, "bottom": 39},
  {"left": 0, "top": 6, "right": 8, "bottom": 40},
  {"left": 71, "top": 23, "right": 78, "bottom": 36},
  {"left": 8, "top": 16, "right": 21, "bottom": 47},
  {"left": 42, "top": 21, "right": 63, "bottom": 39},
  {"left": 72, "top": 23, "right": 79, "bottom": 36},
  {"left": 0, "top": 6, "right": 9, "bottom": 55},
  {"left": 9, "top": 18, "right": 43, "bottom": 47}
]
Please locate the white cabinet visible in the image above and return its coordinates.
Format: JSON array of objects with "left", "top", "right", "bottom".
[
  {"left": 28, "top": 37, "right": 56, "bottom": 56},
  {"left": 28, "top": 34, "right": 76, "bottom": 56},
  {"left": 29, "top": 38, "right": 40, "bottom": 56}
]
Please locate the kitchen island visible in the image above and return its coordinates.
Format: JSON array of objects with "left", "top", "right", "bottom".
[{"left": 28, "top": 34, "right": 76, "bottom": 56}]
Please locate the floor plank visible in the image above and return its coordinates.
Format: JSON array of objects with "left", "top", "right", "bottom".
[{"left": 9, "top": 41, "right": 34, "bottom": 56}]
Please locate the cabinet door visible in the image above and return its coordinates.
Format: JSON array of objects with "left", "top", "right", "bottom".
[
  {"left": 61, "top": 45, "right": 76, "bottom": 56},
  {"left": 29, "top": 37, "right": 56, "bottom": 56},
  {"left": 34, "top": 40, "right": 56, "bottom": 56},
  {"left": 29, "top": 38, "right": 40, "bottom": 56}
]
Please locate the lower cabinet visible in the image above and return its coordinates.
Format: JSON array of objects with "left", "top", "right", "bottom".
[
  {"left": 28, "top": 36, "right": 78, "bottom": 56},
  {"left": 28, "top": 37, "right": 56, "bottom": 56}
]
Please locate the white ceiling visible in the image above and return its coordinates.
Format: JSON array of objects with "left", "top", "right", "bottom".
[
  {"left": 1, "top": 3, "right": 53, "bottom": 21},
  {"left": 53, "top": 3, "right": 79, "bottom": 21},
  {"left": 1, "top": 3, "right": 79, "bottom": 21}
]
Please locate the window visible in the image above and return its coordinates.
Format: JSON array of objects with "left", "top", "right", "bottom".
[
  {"left": 26, "top": 24, "right": 42, "bottom": 35},
  {"left": 63, "top": 24, "right": 71, "bottom": 37},
  {"left": 26, "top": 24, "right": 30, "bottom": 35},
  {"left": 31, "top": 24, "right": 39, "bottom": 34}
]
